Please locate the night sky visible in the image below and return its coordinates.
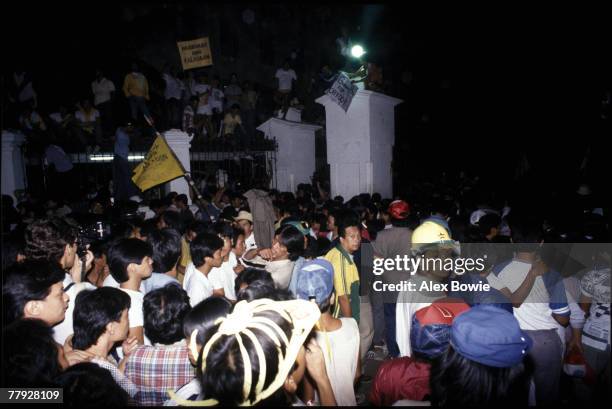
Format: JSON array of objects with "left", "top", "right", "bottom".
[{"left": 4, "top": 3, "right": 611, "bottom": 189}]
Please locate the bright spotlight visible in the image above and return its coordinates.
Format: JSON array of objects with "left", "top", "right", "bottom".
[{"left": 351, "top": 45, "right": 366, "bottom": 58}]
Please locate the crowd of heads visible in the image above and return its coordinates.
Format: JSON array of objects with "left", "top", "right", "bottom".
[{"left": 1, "top": 168, "right": 610, "bottom": 406}]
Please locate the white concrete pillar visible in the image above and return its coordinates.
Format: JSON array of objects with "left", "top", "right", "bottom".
[
  {"left": 163, "top": 129, "right": 193, "bottom": 204},
  {"left": 1, "top": 130, "right": 27, "bottom": 202},
  {"left": 257, "top": 118, "right": 321, "bottom": 193},
  {"left": 316, "top": 90, "right": 402, "bottom": 200}
]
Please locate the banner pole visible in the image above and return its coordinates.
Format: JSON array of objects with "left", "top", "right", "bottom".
[{"left": 142, "top": 115, "right": 207, "bottom": 208}]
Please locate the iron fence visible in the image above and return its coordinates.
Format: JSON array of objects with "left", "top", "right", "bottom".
[{"left": 24, "top": 138, "right": 278, "bottom": 199}]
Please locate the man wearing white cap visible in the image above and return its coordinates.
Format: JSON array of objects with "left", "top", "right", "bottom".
[{"left": 235, "top": 211, "right": 258, "bottom": 260}]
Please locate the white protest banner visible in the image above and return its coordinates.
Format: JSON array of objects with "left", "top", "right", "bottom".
[
  {"left": 326, "top": 72, "right": 358, "bottom": 112},
  {"left": 177, "top": 37, "right": 213, "bottom": 70}
]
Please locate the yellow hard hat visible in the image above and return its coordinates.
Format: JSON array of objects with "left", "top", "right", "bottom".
[{"left": 411, "top": 221, "right": 459, "bottom": 255}]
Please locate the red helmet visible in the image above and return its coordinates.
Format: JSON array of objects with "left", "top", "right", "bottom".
[{"left": 388, "top": 200, "right": 410, "bottom": 220}]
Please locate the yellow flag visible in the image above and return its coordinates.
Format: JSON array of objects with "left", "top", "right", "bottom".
[{"left": 132, "top": 136, "right": 185, "bottom": 191}]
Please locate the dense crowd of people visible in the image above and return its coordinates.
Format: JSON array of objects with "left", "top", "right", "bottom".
[
  {"left": 5, "top": 62, "right": 274, "bottom": 156},
  {"left": 1, "top": 172, "right": 610, "bottom": 406}
]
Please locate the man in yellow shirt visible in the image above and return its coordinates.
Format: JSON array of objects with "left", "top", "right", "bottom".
[
  {"left": 324, "top": 210, "right": 361, "bottom": 323},
  {"left": 324, "top": 209, "right": 374, "bottom": 385},
  {"left": 122, "top": 62, "right": 151, "bottom": 122}
]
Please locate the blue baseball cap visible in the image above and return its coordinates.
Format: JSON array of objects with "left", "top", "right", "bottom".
[
  {"left": 450, "top": 304, "right": 533, "bottom": 368},
  {"left": 411, "top": 299, "right": 470, "bottom": 359},
  {"left": 295, "top": 259, "right": 334, "bottom": 306}
]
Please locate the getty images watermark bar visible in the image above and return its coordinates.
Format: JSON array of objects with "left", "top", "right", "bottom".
[
  {"left": 359, "top": 242, "right": 612, "bottom": 303},
  {"left": 0, "top": 388, "right": 63, "bottom": 404}
]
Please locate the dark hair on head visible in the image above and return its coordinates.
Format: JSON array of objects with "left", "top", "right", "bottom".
[
  {"left": 478, "top": 213, "right": 502, "bottom": 238},
  {"left": 236, "top": 279, "right": 277, "bottom": 302},
  {"left": 199, "top": 308, "right": 293, "bottom": 405},
  {"left": 333, "top": 195, "right": 344, "bottom": 204},
  {"left": 183, "top": 296, "right": 232, "bottom": 349},
  {"left": 220, "top": 206, "right": 238, "bottom": 222},
  {"left": 190, "top": 233, "right": 224, "bottom": 267},
  {"left": 311, "top": 213, "right": 327, "bottom": 228},
  {"left": 303, "top": 236, "right": 320, "bottom": 259},
  {"left": 144, "top": 284, "right": 192, "bottom": 345},
  {"left": 297, "top": 198, "right": 315, "bottom": 215},
  {"left": 24, "top": 217, "right": 78, "bottom": 262},
  {"left": 280, "top": 201, "right": 300, "bottom": 219},
  {"left": 213, "top": 221, "right": 234, "bottom": 239},
  {"left": 2, "top": 260, "right": 66, "bottom": 325},
  {"left": 231, "top": 226, "right": 245, "bottom": 247},
  {"left": 56, "top": 362, "right": 130, "bottom": 406},
  {"left": 336, "top": 209, "right": 360, "bottom": 238},
  {"left": 366, "top": 219, "right": 385, "bottom": 241},
  {"left": 372, "top": 193, "right": 382, "bottom": 203},
  {"left": 272, "top": 288, "right": 296, "bottom": 301},
  {"left": 159, "top": 210, "right": 184, "bottom": 233},
  {"left": 430, "top": 345, "right": 530, "bottom": 407},
  {"left": 187, "top": 220, "right": 210, "bottom": 237},
  {"left": 149, "top": 198, "right": 164, "bottom": 210},
  {"left": 431, "top": 198, "right": 455, "bottom": 217},
  {"left": 275, "top": 225, "right": 305, "bottom": 261},
  {"left": 139, "top": 218, "right": 158, "bottom": 240},
  {"left": 234, "top": 268, "right": 274, "bottom": 296},
  {"left": 106, "top": 238, "right": 153, "bottom": 283},
  {"left": 112, "top": 220, "right": 139, "bottom": 239},
  {"left": 507, "top": 212, "right": 543, "bottom": 252},
  {"left": 2, "top": 318, "right": 61, "bottom": 387},
  {"left": 88, "top": 239, "right": 109, "bottom": 259},
  {"left": 315, "top": 237, "right": 332, "bottom": 257},
  {"left": 72, "top": 287, "right": 131, "bottom": 350},
  {"left": 175, "top": 194, "right": 189, "bottom": 206},
  {"left": 148, "top": 228, "right": 182, "bottom": 273}
]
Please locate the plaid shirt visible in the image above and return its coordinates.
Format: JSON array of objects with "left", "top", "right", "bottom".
[{"left": 124, "top": 342, "right": 196, "bottom": 406}]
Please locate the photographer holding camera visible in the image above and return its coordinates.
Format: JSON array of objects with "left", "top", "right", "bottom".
[{"left": 23, "top": 217, "right": 96, "bottom": 347}]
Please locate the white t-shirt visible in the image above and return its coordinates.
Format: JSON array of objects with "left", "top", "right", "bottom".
[
  {"left": 184, "top": 266, "right": 214, "bottom": 307},
  {"left": 395, "top": 275, "right": 445, "bottom": 357},
  {"left": 314, "top": 318, "right": 359, "bottom": 406},
  {"left": 120, "top": 288, "right": 145, "bottom": 328},
  {"left": 91, "top": 78, "right": 116, "bottom": 106},
  {"left": 163, "top": 73, "right": 185, "bottom": 100},
  {"left": 245, "top": 233, "right": 257, "bottom": 252},
  {"left": 490, "top": 260, "right": 569, "bottom": 331},
  {"left": 209, "top": 257, "right": 237, "bottom": 301},
  {"left": 103, "top": 274, "right": 146, "bottom": 293},
  {"left": 182, "top": 262, "right": 197, "bottom": 290},
  {"left": 209, "top": 88, "right": 225, "bottom": 112},
  {"left": 581, "top": 267, "right": 611, "bottom": 350},
  {"left": 53, "top": 281, "right": 96, "bottom": 346},
  {"left": 75, "top": 109, "right": 100, "bottom": 123},
  {"left": 275, "top": 68, "right": 297, "bottom": 91}
]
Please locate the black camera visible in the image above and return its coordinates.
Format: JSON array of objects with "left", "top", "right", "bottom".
[{"left": 77, "top": 221, "right": 112, "bottom": 258}]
